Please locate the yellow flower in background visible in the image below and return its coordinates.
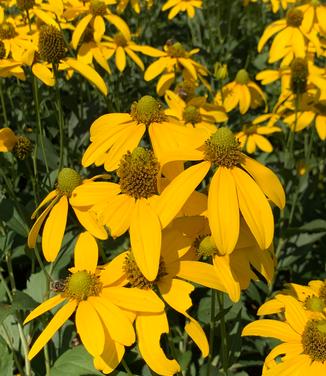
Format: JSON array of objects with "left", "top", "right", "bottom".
[
  {"left": 243, "top": 295, "right": 326, "bottom": 375},
  {"left": 72, "top": 147, "right": 209, "bottom": 281},
  {"left": 144, "top": 40, "right": 208, "bottom": 95},
  {"left": 24, "top": 231, "right": 164, "bottom": 371},
  {"left": 160, "top": 127, "right": 285, "bottom": 255},
  {"left": 102, "top": 32, "right": 162, "bottom": 72},
  {"left": 0, "top": 127, "right": 17, "bottom": 152},
  {"left": 116, "top": 0, "right": 153, "bottom": 13},
  {"left": 243, "top": 0, "right": 296, "bottom": 13},
  {"left": 215, "top": 69, "right": 267, "bottom": 114},
  {"left": 162, "top": 0, "right": 202, "bottom": 19},
  {"left": 0, "top": 127, "right": 33, "bottom": 159},
  {"left": 164, "top": 89, "right": 227, "bottom": 133},
  {"left": 81, "top": 95, "right": 206, "bottom": 171},
  {"left": 28, "top": 168, "right": 108, "bottom": 262},
  {"left": 236, "top": 114, "right": 282, "bottom": 154},
  {"left": 298, "top": 1, "right": 326, "bottom": 36}
]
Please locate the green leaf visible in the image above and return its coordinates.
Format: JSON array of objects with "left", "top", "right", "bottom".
[
  {"left": 0, "top": 303, "right": 13, "bottom": 324},
  {"left": 11, "top": 291, "right": 39, "bottom": 311},
  {"left": 24, "top": 270, "right": 48, "bottom": 303},
  {"left": 50, "top": 346, "right": 103, "bottom": 376},
  {"left": 0, "top": 336, "right": 13, "bottom": 376}
]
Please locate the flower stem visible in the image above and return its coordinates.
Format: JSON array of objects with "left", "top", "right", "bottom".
[
  {"left": 207, "top": 289, "right": 216, "bottom": 376},
  {"left": 0, "top": 79, "right": 9, "bottom": 127},
  {"left": 121, "top": 359, "right": 133, "bottom": 376},
  {"left": 217, "top": 293, "right": 228, "bottom": 373}
]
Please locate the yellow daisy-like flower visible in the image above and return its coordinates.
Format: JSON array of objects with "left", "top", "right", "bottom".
[
  {"left": 0, "top": 127, "right": 18, "bottom": 152},
  {"left": 116, "top": 0, "right": 153, "bottom": 14},
  {"left": 164, "top": 89, "right": 227, "bottom": 133},
  {"left": 0, "top": 127, "right": 33, "bottom": 159},
  {"left": 243, "top": 295, "right": 326, "bottom": 375},
  {"left": 72, "top": 147, "right": 208, "bottom": 281},
  {"left": 100, "top": 222, "right": 220, "bottom": 375},
  {"left": 82, "top": 95, "right": 206, "bottom": 171},
  {"left": 101, "top": 32, "right": 162, "bottom": 72},
  {"left": 215, "top": 69, "right": 267, "bottom": 114},
  {"left": 27, "top": 168, "right": 108, "bottom": 262},
  {"left": 161, "top": 127, "right": 285, "bottom": 255},
  {"left": 298, "top": 1, "right": 326, "bottom": 36},
  {"left": 144, "top": 40, "right": 208, "bottom": 95},
  {"left": 236, "top": 114, "right": 282, "bottom": 154},
  {"left": 258, "top": 7, "right": 321, "bottom": 63},
  {"left": 162, "top": 0, "right": 202, "bottom": 19},
  {"left": 23, "top": 231, "right": 164, "bottom": 372}
]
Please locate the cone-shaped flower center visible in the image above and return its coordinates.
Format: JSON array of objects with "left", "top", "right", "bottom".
[
  {"left": 113, "top": 32, "right": 128, "bottom": 47},
  {"left": 38, "top": 25, "right": 66, "bottom": 64},
  {"left": 0, "top": 41, "right": 6, "bottom": 59},
  {"left": 204, "top": 127, "right": 244, "bottom": 168},
  {"left": 311, "top": 0, "right": 320, "bottom": 5},
  {"left": 197, "top": 235, "right": 217, "bottom": 258},
  {"left": 117, "top": 147, "right": 159, "bottom": 199},
  {"left": 130, "top": 95, "right": 166, "bottom": 126},
  {"left": 90, "top": 0, "right": 107, "bottom": 15},
  {"left": 235, "top": 69, "right": 250, "bottom": 85},
  {"left": 183, "top": 105, "right": 202, "bottom": 124},
  {"left": 123, "top": 251, "right": 166, "bottom": 289},
  {"left": 167, "top": 41, "right": 186, "bottom": 58},
  {"left": 319, "top": 283, "right": 326, "bottom": 303},
  {"left": 290, "top": 58, "right": 308, "bottom": 94},
  {"left": 13, "top": 136, "right": 33, "bottom": 160},
  {"left": 17, "top": 0, "right": 35, "bottom": 10},
  {"left": 57, "top": 168, "right": 82, "bottom": 197},
  {"left": 63, "top": 270, "right": 102, "bottom": 301},
  {"left": 0, "top": 23, "right": 17, "bottom": 40},
  {"left": 302, "top": 319, "right": 326, "bottom": 361},
  {"left": 305, "top": 296, "right": 325, "bottom": 312},
  {"left": 286, "top": 8, "right": 304, "bottom": 27}
]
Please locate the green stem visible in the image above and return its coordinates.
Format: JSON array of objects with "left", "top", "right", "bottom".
[
  {"left": 52, "top": 64, "right": 65, "bottom": 171},
  {"left": 167, "top": 332, "right": 182, "bottom": 376},
  {"left": 44, "top": 342, "right": 51, "bottom": 376},
  {"left": 0, "top": 79, "right": 9, "bottom": 127},
  {"left": 121, "top": 359, "right": 133, "bottom": 376},
  {"left": 17, "top": 319, "right": 32, "bottom": 376},
  {"left": 217, "top": 293, "right": 228, "bottom": 374},
  {"left": 207, "top": 289, "right": 216, "bottom": 376},
  {"left": 1, "top": 323, "right": 25, "bottom": 376}
]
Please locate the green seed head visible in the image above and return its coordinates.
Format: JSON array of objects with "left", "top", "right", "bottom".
[
  {"left": 12, "top": 136, "right": 33, "bottom": 160},
  {"left": 305, "top": 296, "right": 325, "bottom": 312},
  {"left": 183, "top": 105, "right": 202, "bottom": 124},
  {"left": 0, "top": 23, "right": 17, "bottom": 40},
  {"left": 57, "top": 168, "right": 82, "bottom": 197},
  {"left": 89, "top": 0, "right": 107, "bottom": 15},
  {"left": 302, "top": 319, "right": 326, "bottom": 362},
  {"left": 287, "top": 8, "right": 304, "bottom": 27},
  {"left": 235, "top": 69, "right": 250, "bottom": 85},
  {"left": 63, "top": 270, "right": 102, "bottom": 301},
  {"left": 130, "top": 95, "right": 166, "bottom": 126},
  {"left": 38, "top": 25, "right": 66, "bottom": 64}
]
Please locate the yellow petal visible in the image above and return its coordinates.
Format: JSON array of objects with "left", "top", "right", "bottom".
[
  {"left": 32, "top": 63, "right": 54, "bottom": 86},
  {"left": 76, "top": 300, "right": 105, "bottom": 356},
  {"left": 93, "top": 337, "right": 125, "bottom": 374},
  {"left": 257, "top": 298, "right": 284, "bottom": 316},
  {"left": 93, "top": 15, "right": 105, "bottom": 43},
  {"left": 125, "top": 47, "right": 144, "bottom": 70},
  {"left": 72, "top": 14, "right": 92, "bottom": 50},
  {"left": 131, "top": 45, "right": 166, "bottom": 57},
  {"left": 157, "top": 72, "right": 175, "bottom": 96},
  {"left": 208, "top": 167, "right": 239, "bottom": 255},
  {"left": 100, "top": 252, "right": 128, "bottom": 286},
  {"left": 257, "top": 20, "right": 286, "bottom": 52},
  {"left": 241, "top": 156, "right": 285, "bottom": 209},
  {"left": 42, "top": 195, "right": 68, "bottom": 262},
  {"left": 64, "top": 58, "right": 108, "bottom": 96},
  {"left": 24, "top": 295, "right": 65, "bottom": 325},
  {"left": 136, "top": 313, "right": 181, "bottom": 376},
  {"left": 178, "top": 58, "right": 197, "bottom": 79},
  {"left": 253, "top": 134, "right": 273, "bottom": 152},
  {"left": 74, "top": 231, "right": 98, "bottom": 272},
  {"left": 0, "top": 127, "right": 17, "bottom": 152},
  {"left": 144, "top": 57, "right": 170, "bottom": 81},
  {"left": 70, "top": 182, "right": 120, "bottom": 207},
  {"left": 184, "top": 314, "right": 209, "bottom": 357},
  {"left": 28, "top": 300, "right": 77, "bottom": 360},
  {"left": 115, "top": 46, "right": 126, "bottom": 72},
  {"left": 105, "top": 14, "right": 130, "bottom": 40},
  {"left": 155, "top": 161, "right": 210, "bottom": 228},
  {"left": 275, "top": 295, "right": 308, "bottom": 334},
  {"left": 239, "top": 85, "right": 251, "bottom": 114},
  {"left": 72, "top": 206, "right": 108, "bottom": 240},
  {"left": 130, "top": 199, "right": 162, "bottom": 281},
  {"left": 231, "top": 167, "right": 274, "bottom": 250},
  {"left": 101, "top": 287, "right": 164, "bottom": 312}
]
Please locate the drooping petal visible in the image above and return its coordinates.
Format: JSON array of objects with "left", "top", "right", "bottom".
[
  {"left": 31, "top": 190, "right": 58, "bottom": 219},
  {"left": 130, "top": 199, "right": 162, "bottom": 281},
  {"left": 125, "top": 47, "right": 144, "bottom": 70},
  {"left": 208, "top": 167, "right": 239, "bottom": 255},
  {"left": 93, "top": 338, "right": 124, "bottom": 374},
  {"left": 105, "top": 14, "right": 130, "bottom": 40},
  {"left": 42, "top": 195, "right": 68, "bottom": 262},
  {"left": 136, "top": 313, "right": 181, "bottom": 376},
  {"left": 144, "top": 57, "right": 170, "bottom": 81},
  {"left": 275, "top": 295, "right": 308, "bottom": 334},
  {"left": 74, "top": 231, "right": 98, "bottom": 272},
  {"left": 23, "top": 295, "right": 65, "bottom": 324},
  {"left": 185, "top": 314, "right": 209, "bottom": 358},
  {"left": 257, "top": 298, "right": 284, "bottom": 316},
  {"left": 70, "top": 182, "right": 120, "bottom": 207},
  {"left": 72, "top": 14, "right": 93, "bottom": 49},
  {"left": 75, "top": 300, "right": 105, "bottom": 356},
  {"left": 32, "top": 63, "right": 55, "bottom": 86},
  {"left": 100, "top": 252, "right": 128, "bottom": 287},
  {"left": 72, "top": 206, "right": 108, "bottom": 240},
  {"left": 115, "top": 46, "right": 126, "bottom": 72},
  {"left": 28, "top": 300, "right": 77, "bottom": 360},
  {"left": 93, "top": 15, "right": 106, "bottom": 43},
  {"left": 157, "top": 72, "right": 175, "bottom": 96}
]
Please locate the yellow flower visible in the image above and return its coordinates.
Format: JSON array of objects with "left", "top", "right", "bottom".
[
  {"left": 236, "top": 115, "right": 282, "bottom": 154},
  {"left": 0, "top": 127, "right": 33, "bottom": 159},
  {"left": 164, "top": 89, "right": 227, "bottom": 133},
  {"left": 102, "top": 32, "right": 162, "bottom": 72},
  {"left": 215, "top": 69, "right": 267, "bottom": 114},
  {"left": 72, "top": 147, "right": 208, "bottom": 281},
  {"left": 258, "top": 7, "right": 321, "bottom": 63},
  {"left": 160, "top": 127, "right": 285, "bottom": 255},
  {"left": 23, "top": 231, "right": 164, "bottom": 371},
  {"left": 116, "top": 0, "right": 152, "bottom": 14},
  {"left": 144, "top": 40, "right": 208, "bottom": 95},
  {"left": 0, "top": 127, "right": 17, "bottom": 152},
  {"left": 298, "top": 1, "right": 326, "bottom": 36},
  {"left": 162, "top": 0, "right": 202, "bottom": 19},
  {"left": 100, "top": 222, "right": 217, "bottom": 375},
  {"left": 81, "top": 95, "right": 206, "bottom": 171},
  {"left": 243, "top": 0, "right": 296, "bottom": 13},
  {"left": 243, "top": 295, "right": 326, "bottom": 375},
  {"left": 28, "top": 168, "right": 108, "bottom": 262}
]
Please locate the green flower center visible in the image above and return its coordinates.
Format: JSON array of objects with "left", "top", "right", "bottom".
[
  {"left": 38, "top": 25, "right": 66, "bottom": 64},
  {"left": 13, "top": 136, "right": 33, "bottom": 160},
  {"left": 0, "top": 23, "right": 17, "bottom": 40},
  {"left": 89, "top": 0, "right": 107, "bottom": 16},
  {"left": 117, "top": 147, "right": 159, "bottom": 199},
  {"left": 302, "top": 320, "right": 326, "bottom": 362},
  {"left": 319, "top": 282, "right": 326, "bottom": 303},
  {"left": 0, "top": 41, "right": 6, "bottom": 59},
  {"left": 57, "top": 168, "right": 82, "bottom": 197},
  {"left": 305, "top": 296, "right": 325, "bottom": 312},
  {"left": 167, "top": 41, "right": 187, "bottom": 58},
  {"left": 197, "top": 235, "right": 217, "bottom": 258},
  {"left": 17, "top": 0, "right": 35, "bottom": 11},
  {"left": 63, "top": 270, "right": 102, "bottom": 301},
  {"left": 130, "top": 95, "right": 166, "bottom": 126},
  {"left": 286, "top": 8, "right": 304, "bottom": 27},
  {"left": 235, "top": 69, "right": 250, "bottom": 85},
  {"left": 113, "top": 32, "right": 128, "bottom": 47},
  {"left": 311, "top": 0, "right": 320, "bottom": 5},
  {"left": 123, "top": 250, "right": 167, "bottom": 289},
  {"left": 290, "top": 58, "right": 308, "bottom": 94},
  {"left": 183, "top": 105, "right": 202, "bottom": 124},
  {"left": 204, "top": 127, "right": 244, "bottom": 168}
]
